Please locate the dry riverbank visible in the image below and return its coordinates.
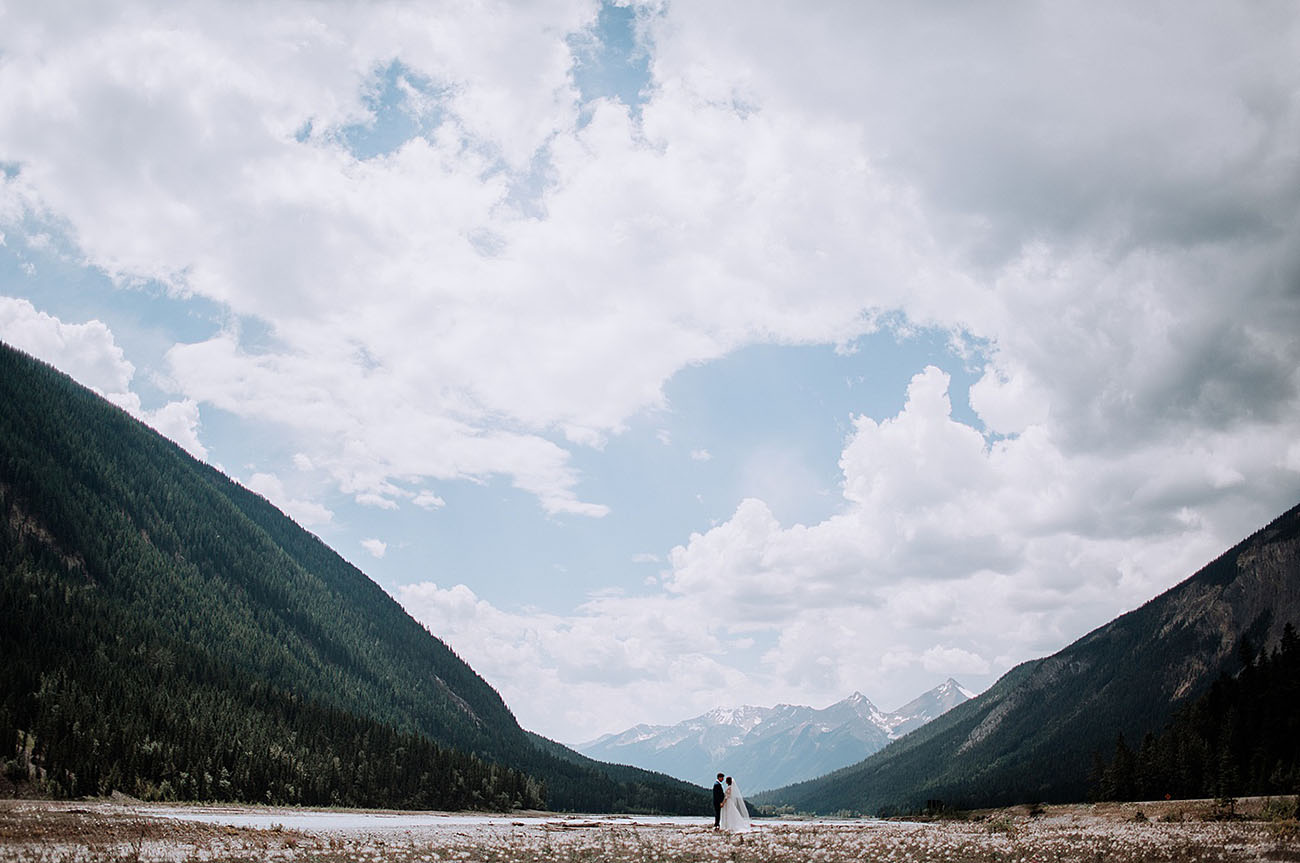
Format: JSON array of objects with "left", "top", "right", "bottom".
[{"left": 1, "top": 798, "right": 1296, "bottom": 862}]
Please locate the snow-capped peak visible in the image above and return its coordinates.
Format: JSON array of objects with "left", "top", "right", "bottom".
[
  {"left": 941, "top": 678, "right": 978, "bottom": 700},
  {"left": 574, "top": 680, "right": 974, "bottom": 793}
]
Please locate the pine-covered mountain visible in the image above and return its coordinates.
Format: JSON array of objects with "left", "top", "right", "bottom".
[
  {"left": 0, "top": 342, "right": 706, "bottom": 813},
  {"left": 1090, "top": 622, "right": 1300, "bottom": 802},
  {"left": 576, "top": 680, "right": 973, "bottom": 792},
  {"left": 755, "top": 501, "right": 1300, "bottom": 815}
]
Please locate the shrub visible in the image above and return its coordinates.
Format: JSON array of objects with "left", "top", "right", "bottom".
[{"left": 1261, "top": 797, "right": 1298, "bottom": 822}]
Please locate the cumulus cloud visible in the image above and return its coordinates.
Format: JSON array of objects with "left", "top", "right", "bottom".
[
  {"left": 0, "top": 296, "right": 209, "bottom": 460},
  {"left": 9, "top": 1, "right": 1292, "bottom": 526},
  {"left": 129, "top": 397, "right": 208, "bottom": 463},
  {"left": 0, "top": 0, "right": 615, "bottom": 518},
  {"left": 0, "top": 0, "right": 989, "bottom": 521},
  {"left": 245, "top": 471, "right": 334, "bottom": 528},
  {"left": 0, "top": 295, "right": 134, "bottom": 394},
  {"left": 920, "top": 646, "right": 990, "bottom": 677},
  {"left": 360, "top": 538, "right": 388, "bottom": 559},
  {"left": 355, "top": 492, "right": 400, "bottom": 510},
  {"left": 412, "top": 489, "right": 446, "bottom": 509},
  {"left": 399, "top": 580, "right": 749, "bottom": 739},
  {"left": 408, "top": 365, "right": 1299, "bottom": 740}
]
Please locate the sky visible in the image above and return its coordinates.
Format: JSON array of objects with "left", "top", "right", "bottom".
[{"left": 2, "top": 1, "right": 1299, "bottom": 746}]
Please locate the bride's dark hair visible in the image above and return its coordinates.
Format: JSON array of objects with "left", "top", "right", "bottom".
[{"left": 725, "top": 776, "right": 732, "bottom": 785}]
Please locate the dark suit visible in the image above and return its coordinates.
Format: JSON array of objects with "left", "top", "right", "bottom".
[{"left": 713, "top": 781, "right": 725, "bottom": 827}]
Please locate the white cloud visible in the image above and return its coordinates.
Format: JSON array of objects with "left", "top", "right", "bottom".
[
  {"left": 920, "top": 646, "right": 990, "bottom": 677},
  {"left": 412, "top": 489, "right": 446, "bottom": 509},
  {"left": 135, "top": 397, "right": 208, "bottom": 463},
  {"left": 354, "top": 492, "right": 400, "bottom": 510},
  {"left": 968, "top": 355, "right": 1050, "bottom": 437},
  {"left": 689, "top": 448, "right": 711, "bottom": 461},
  {"left": 245, "top": 471, "right": 334, "bottom": 528},
  {"left": 361, "top": 538, "right": 387, "bottom": 559},
  {"left": 0, "top": 296, "right": 209, "bottom": 461},
  {"left": 399, "top": 580, "right": 747, "bottom": 740},
  {"left": 0, "top": 0, "right": 614, "bottom": 518},
  {"left": 406, "top": 364, "right": 1300, "bottom": 740},
  {"left": 9, "top": 2, "right": 1291, "bottom": 530},
  {"left": 0, "top": 295, "right": 134, "bottom": 394}
]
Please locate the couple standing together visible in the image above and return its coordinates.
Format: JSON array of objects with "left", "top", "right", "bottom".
[{"left": 711, "top": 773, "right": 752, "bottom": 832}]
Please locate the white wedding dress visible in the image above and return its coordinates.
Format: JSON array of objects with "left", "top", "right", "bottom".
[{"left": 719, "top": 783, "right": 752, "bottom": 833}]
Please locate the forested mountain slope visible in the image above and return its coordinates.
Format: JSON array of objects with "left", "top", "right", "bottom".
[
  {"left": 1091, "top": 622, "right": 1299, "bottom": 802},
  {"left": 0, "top": 342, "right": 705, "bottom": 813},
  {"left": 756, "top": 501, "right": 1300, "bottom": 815}
]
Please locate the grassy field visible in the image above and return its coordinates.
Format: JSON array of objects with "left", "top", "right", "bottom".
[{"left": 1, "top": 798, "right": 1296, "bottom": 862}]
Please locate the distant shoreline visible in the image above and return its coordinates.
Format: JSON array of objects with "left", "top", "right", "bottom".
[{"left": 0, "top": 798, "right": 885, "bottom": 831}]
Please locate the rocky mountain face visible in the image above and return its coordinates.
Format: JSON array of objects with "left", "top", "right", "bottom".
[
  {"left": 577, "top": 680, "right": 973, "bottom": 792},
  {"left": 755, "top": 500, "right": 1300, "bottom": 815}
]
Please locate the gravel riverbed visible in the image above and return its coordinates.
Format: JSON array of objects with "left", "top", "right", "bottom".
[{"left": 1, "top": 798, "right": 1296, "bottom": 862}]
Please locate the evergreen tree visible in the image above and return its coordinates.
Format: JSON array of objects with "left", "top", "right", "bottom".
[{"left": 1090, "top": 626, "right": 1300, "bottom": 801}]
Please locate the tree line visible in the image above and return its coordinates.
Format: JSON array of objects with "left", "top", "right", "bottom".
[
  {"left": 0, "top": 510, "right": 543, "bottom": 810},
  {"left": 1091, "top": 624, "right": 1300, "bottom": 802}
]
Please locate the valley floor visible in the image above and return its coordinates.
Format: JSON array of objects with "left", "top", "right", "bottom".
[{"left": 0, "top": 798, "right": 1296, "bottom": 862}]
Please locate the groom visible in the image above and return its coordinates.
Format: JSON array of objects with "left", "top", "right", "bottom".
[{"left": 712, "top": 773, "right": 725, "bottom": 828}]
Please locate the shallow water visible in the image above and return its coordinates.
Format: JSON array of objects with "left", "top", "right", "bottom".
[{"left": 141, "top": 806, "right": 878, "bottom": 833}]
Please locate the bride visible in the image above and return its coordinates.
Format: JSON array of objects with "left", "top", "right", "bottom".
[{"left": 718, "top": 776, "right": 752, "bottom": 833}]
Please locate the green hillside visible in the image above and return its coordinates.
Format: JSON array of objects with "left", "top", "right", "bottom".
[
  {"left": 0, "top": 341, "right": 706, "bottom": 813},
  {"left": 756, "top": 501, "right": 1300, "bottom": 815},
  {"left": 1091, "top": 622, "right": 1300, "bottom": 802}
]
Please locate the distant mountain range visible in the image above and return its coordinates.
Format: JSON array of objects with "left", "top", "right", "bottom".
[
  {"left": 754, "top": 500, "right": 1300, "bottom": 815},
  {"left": 576, "top": 679, "right": 974, "bottom": 791},
  {"left": 0, "top": 342, "right": 704, "bottom": 813}
]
